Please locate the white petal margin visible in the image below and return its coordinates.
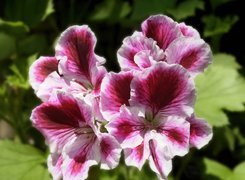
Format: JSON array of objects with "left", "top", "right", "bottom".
[
  {"left": 165, "top": 37, "right": 212, "bottom": 76},
  {"left": 187, "top": 115, "right": 213, "bottom": 149},
  {"left": 47, "top": 153, "right": 63, "bottom": 180},
  {"left": 98, "top": 133, "right": 122, "bottom": 170}
]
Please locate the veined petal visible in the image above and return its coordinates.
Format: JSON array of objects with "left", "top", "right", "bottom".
[
  {"left": 165, "top": 37, "right": 212, "bottom": 75},
  {"left": 124, "top": 137, "right": 150, "bottom": 170},
  {"left": 130, "top": 62, "right": 195, "bottom": 118},
  {"left": 141, "top": 15, "right": 182, "bottom": 50},
  {"left": 62, "top": 135, "right": 99, "bottom": 180},
  {"left": 148, "top": 139, "right": 172, "bottom": 179},
  {"left": 134, "top": 50, "right": 157, "bottom": 69},
  {"left": 156, "top": 116, "right": 190, "bottom": 157},
  {"left": 100, "top": 71, "right": 134, "bottom": 120},
  {"left": 99, "top": 133, "right": 122, "bottom": 170},
  {"left": 56, "top": 25, "right": 104, "bottom": 85},
  {"left": 30, "top": 92, "right": 92, "bottom": 153},
  {"left": 179, "top": 22, "right": 200, "bottom": 38},
  {"left": 106, "top": 106, "right": 145, "bottom": 149},
  {"left": 187, "top": 115, "right": 213, "bottom": 149},
  {"left": 47, "top": 153, "right": 63, "bottom": 180},
  {"left": 91, "top": 65, "right": 107, "bottom": 96},
  {"left": 29, "top": 56, "right": 58, "bottom": 92},
  {"left": 117, "top": 31, "right": 165, "bottom": 71},
  {"left": 36, "top": 72, "right": 68, "bottom": 102}
]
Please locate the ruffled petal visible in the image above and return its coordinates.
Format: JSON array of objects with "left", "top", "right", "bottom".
[
  {"left": 30, "top": 92, "right": 92, "bottom": 153},
  {"left": 91, "top": 65, "right": 107, "bottom": 96},
  {"left": 62, "top": 135, "right": 99, "bottom": 180},
  {"left": 178, "top": 23, "right": 200, "bottom": 38},
  {"left": 100, "top": 71, "right": 134, "bottom": 120},
  {"left": 47, "top": 153, "right": 63, "bottom": 180},
  {"left": 148, "top": 139, "right": 172, "bottom": 179},
  {"left": 99, "top": 133, "right": 122, "bottom": 170},
  {"left": 165, "top": 37, "right": 212, "bottom": 75},
  {"left": 106, "top": 106, "right": 145, "bottom": 148},
  {"left": 156, "top": 116, "right": 190, "bottom": 157},
  {"left": 130, "top": 62, "right": 195, "bottom": 118},
  {"left": 141, "top": 15, "right": 182, "bottom": 50},
  {"left": 35, "top": 72, "right": 68, "bottom": 102},
  {"left": 29, "top": 56, "right": 58, "bottom": 92},
  {"left": 56, "top": 25, "right": 104, "bottom": 86},
  {"left": 124, "top": 137, "right": 150, "bottom": 170},
  {"left": 187, "top": 115, "right": 213, "bottom": 149},
  {"left": 117, "top": 31, "right": 165, "bottom": 71}
]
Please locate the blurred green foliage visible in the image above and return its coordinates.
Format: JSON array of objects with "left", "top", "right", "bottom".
[{"left": 0, "top": 0, "right": 244, "bottom": 179}]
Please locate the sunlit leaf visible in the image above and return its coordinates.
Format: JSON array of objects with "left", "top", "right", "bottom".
[
  {"left": 0, "top": 140, "right": 50, "bottom": 180},
  {"left": 203, "top": 158, "right": 232, "bottom": 179},
  {"left": 195, "top": 54, "right": 245, "bottom": 126},
  {"left": 228, "top": 162, "right": 245, "bottom": 180}
]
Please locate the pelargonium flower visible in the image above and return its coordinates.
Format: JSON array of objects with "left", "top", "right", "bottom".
[
  {"left": 29, "top": 14, "right": 213, "bottom": 180},
  {"left": 29, "top": 25, "right": 107, "bottom": 102},
  {"left": 103, "top": 62, "right": 196, "bottom": 178},
  {"left": 31, "top": 91, "right": 121, "bottom": 180},
  {"left": 118, "top": 15, "right": 212, "bottom": 76}
]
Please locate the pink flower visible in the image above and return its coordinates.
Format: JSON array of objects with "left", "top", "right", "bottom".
[
  {"left": 31, "top": 91, "right": 121, "bottom": 180},
  {"left": 118, "top": 15, "right": 212, "bottom": 75},
  {"left": 187, "top": 114, "right": 213, "bottom": 149},
  {"left": 29, "top": 25, "right": 107, "bottom": 101},
  {"left": 103, "top": 62, "right": 196, "bottom": 178}
]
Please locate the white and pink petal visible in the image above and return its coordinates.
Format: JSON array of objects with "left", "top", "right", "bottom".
[
  {"left": 130, "top": 62, "right": 195, "bottom": 118},
  {"left": 117, "top": 31, "right": 165, "bottom": 71},
  {"left": 30, "top": 92, "right": 92, "bottom": 153},
  {"left": 98, "top": 133, "right": 122, "bottom": 170},
  {"left": 61, "top": 135, "right": 99, "bottom": 180},
  {"left": 100, "top": 71, "right": 134, "bottom": 120},
  {"left": 141, "top": 15, "right": 182, "bottom": 50},
  {"left": 56, "top": 25, "right": 104, "bottom": 86},
  {"left": 148, "top": 139, "right": 172, "bottom": 179},
  {"left": 47, "top": 153, "right": 63, "bottom": 180},
  {"left": 106, "top": 106, "right": 145, "bottom": 149},
  {"left": 165, "top": 37, "right": 212, "bottom": 75},
  {"left": 187, "top": 115, "right": 213, "bottom": 149},
  {"left": 156, "top": 116, "right": 190, "bottom": 157},
  {"left": 124, "top": 136, "right": 150, "bottom": 170},
  {"left": 29, "top": 56, "right": 58, "bottom": 92},
  {"left": 179, "top": 22, "right": 200, "bottom": 38}
]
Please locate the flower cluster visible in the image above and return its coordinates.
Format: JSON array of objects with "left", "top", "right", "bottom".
[{"left": 29, "top": 15, "right": 213, "bottom": 180}]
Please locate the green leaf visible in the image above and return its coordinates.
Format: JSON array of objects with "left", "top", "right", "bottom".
[
  {"left": 203, "top": 158, "right": 232, "bottom": 179},
  {"left": 202, "top": 15, "right": 238, "bottom": 37},
  {"left": 0, "top": 140, "right": 50, "bottom": 180},
  {"left": 0, "top": 33, "right": 16, "bottom": 60},
  {"left": 131, "top": 0, "right": 176, "bottom": 21},
  {"left": 195, "top": 54, "right": 245, "bottom": 126},
  {"left": 229, "top": 162, "right": 245, "bottom": 180},
  {"left": 167, "top": 0, "right": 204, "bottom": 20},
  {"left": 4, "top": 0, "right": 54, "bottom": 27},
  {"left": 18, "top": 34, "right": 47, "bottom": 55},
  {"left": 0, "top": 19, "right": 29, "bottom": 37},
  {"left": 6, "top": 54, "right": 37, "bottom": 89}
]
